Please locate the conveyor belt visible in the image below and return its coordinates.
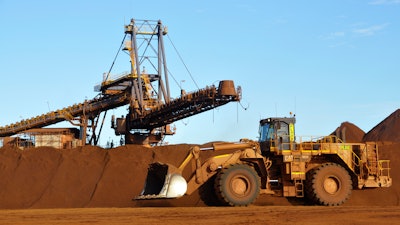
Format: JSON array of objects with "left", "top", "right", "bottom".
[
  {"left": 0, "top": 81, "right": 239, "bottom": 138},
  {"left": 129, "top": 84, "right": 239, "bottom": 129},
  {"left": 0, "top": 93, "right": 130, "bottom": 137}
]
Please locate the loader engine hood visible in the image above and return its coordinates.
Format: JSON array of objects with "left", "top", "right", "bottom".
[{"left": 135, "top": 162, "right": 187, "bottom": 200}]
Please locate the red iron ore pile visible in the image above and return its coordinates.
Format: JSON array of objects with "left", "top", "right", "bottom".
[{"left": 0, "top": 109, "right": 399, "bottom": 209}]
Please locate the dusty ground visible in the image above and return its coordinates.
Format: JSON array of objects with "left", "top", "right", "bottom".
[{"left": 0, "top": 206, "right": 399, "bottom": 225}]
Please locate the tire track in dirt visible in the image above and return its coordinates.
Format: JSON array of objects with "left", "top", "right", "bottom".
[
  {"left": 29, "top": 150, "right": 63, "bottom": 208},
  {"left": 86, "top": 150, "right": 110, "bottom": 206}
]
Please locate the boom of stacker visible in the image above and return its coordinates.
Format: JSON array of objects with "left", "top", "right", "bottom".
[
  {"left": 0, "top": 19, "right": 240, "bottom": 146},
  {"left": 136, "top": 116, "right": 392, "bottom": 206}
]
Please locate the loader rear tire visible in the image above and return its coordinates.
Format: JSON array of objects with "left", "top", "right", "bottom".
[
  {"left": 214, "top": 164, "right": 260, "bottom": 206},
  {"left": 305, "top": 163, "right": 352, "bottom": 206}
]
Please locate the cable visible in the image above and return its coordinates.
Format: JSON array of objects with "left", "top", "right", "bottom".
[
  {"left": 106, "top": 33, "right": 127, "bottom": 81},
  {"left": 238, "top": 101, "right": 249, "bottom": 111},
  {"left": 166, "top": 34, "right": 200, "bottom": 89}
]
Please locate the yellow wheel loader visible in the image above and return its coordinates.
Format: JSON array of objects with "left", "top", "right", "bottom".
[{"left": 136, "top": 116, "right": 392, "bottom": 206}]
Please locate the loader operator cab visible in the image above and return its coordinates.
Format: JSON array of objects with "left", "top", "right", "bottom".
[{"left": 259, "top": 117, "right": 296, "bottom": 156}]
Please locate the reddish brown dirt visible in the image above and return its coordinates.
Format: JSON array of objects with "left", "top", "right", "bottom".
[
  {"left": 364, "top": 109, "right": 400, "bottom": 142},
  {"left": 0, "top": 109, "right": 400, "bottom": 223},
  {"left": 0, "top": 206, "right": 399, "bottom": 225},
  {"left": 331, "top": 121, "right": 365, "bottom": 143}
]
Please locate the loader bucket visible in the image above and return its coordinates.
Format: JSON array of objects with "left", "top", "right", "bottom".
[{"left": 135, "top": 162, "right": 187, "bottom": 200}]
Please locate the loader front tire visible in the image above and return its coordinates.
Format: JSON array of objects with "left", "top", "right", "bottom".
[
  {"left": 305, "top": 163, "right": 352, "bottom": 206},
  {"left": 214, "top": 164, "right": 260, "bottom": 206},
  {"left": 199, "top": 174, "right": 222, "bottom": 206}
]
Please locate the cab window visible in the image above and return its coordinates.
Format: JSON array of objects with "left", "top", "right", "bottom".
[{"left": 259, "top": 123, "right": 274, "bottom": 142}]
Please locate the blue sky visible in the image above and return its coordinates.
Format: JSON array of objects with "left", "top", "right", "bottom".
[{"left": 0, "top": 0, "right": 399, "bottom": 145}]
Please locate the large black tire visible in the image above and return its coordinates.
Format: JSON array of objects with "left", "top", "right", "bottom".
[
  {"left": 305, "top": 163, "right": 352, "bottom": 206},
  {"left": 214, "top": 164, "right": 260, "bottom": 206},
  {"left": 199, "top": 174, "right": 223, "bottom": 206}
]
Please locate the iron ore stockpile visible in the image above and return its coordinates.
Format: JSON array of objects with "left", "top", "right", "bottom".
[{"left": 1, "top": 110, "right": 400, "bottom": 209}]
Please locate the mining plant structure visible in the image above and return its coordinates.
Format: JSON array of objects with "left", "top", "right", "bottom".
[
  {"left": 0, "top": 19, "right": 241, "bottom": 146},
  {"left": 137, "top": 116, "right": 392, "bottom": 206},
  {"left": 0, "top": 18, "right": 392, "bottom": 207}
]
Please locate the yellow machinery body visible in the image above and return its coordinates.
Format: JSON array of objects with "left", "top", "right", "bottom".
[{"left": 136, "top": 117, "right": 392, "bottom": 206}]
